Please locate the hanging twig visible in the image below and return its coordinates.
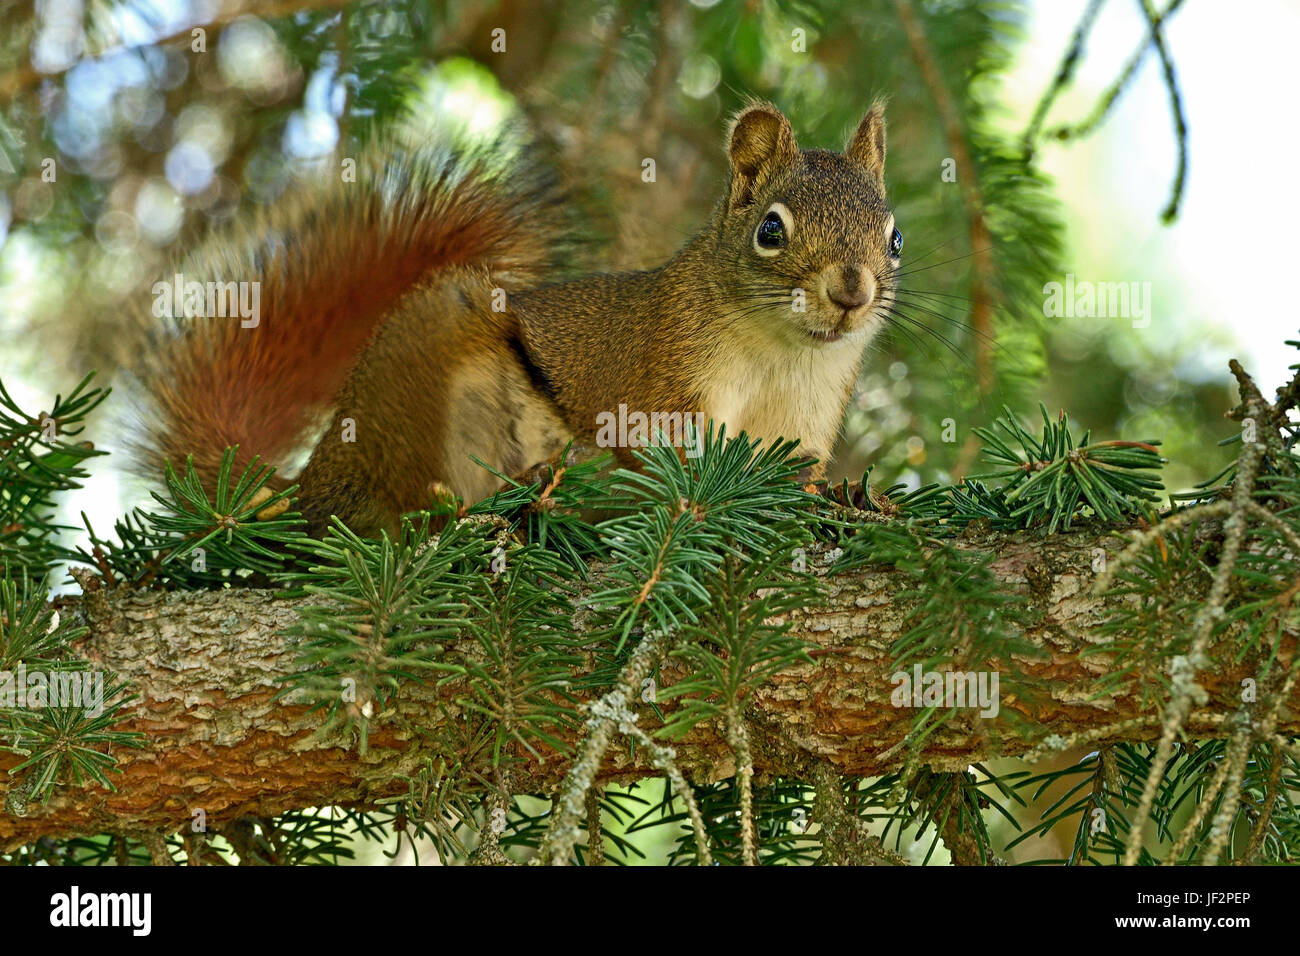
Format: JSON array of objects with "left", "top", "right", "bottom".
[
  {"left": 1020, "top": 0, "right": 1109, "bottom": 156},
  {"left": 726, "top": 707, "right": 758, "bottom": 866},
  {"left": 1046, "top": 0, "right": 1189, "bottom": 143},
  {"left": 1136, "top": 0, "right": 1188, "bottom": 223},
  {"left": 534, "top": 625, "right": 678, "bottom": 865}
]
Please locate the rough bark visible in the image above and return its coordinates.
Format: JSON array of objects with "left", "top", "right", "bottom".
[{"left": 0, "top": 527, "right": 1287, "bottom": 850}]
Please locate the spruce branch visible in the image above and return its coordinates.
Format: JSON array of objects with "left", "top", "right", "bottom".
[
  {"left": 74, "top": 448, "right": 307, "bottom": 588},
  {"left": 584, "top": 785, "right": 604, "bottom": 866},
  {"left": 468, "top": 443, "right": 616, "bottom": 569},
  {"left": 1020, "top": 0, "right": 1108, "bottom": 156},
  {"left": 0, "top": 573, "right": 142, "bottom": 807},
  {"left": 534, "top": 623, "right": 678, "bottom": 866},
  {"left": 0, "top": 372, "right": 108, "bottom": 581},
  {"left": 966, "top": 404, "right": 1165, "bottom": 532},
  {"left": 811, "top": 762, "right": 910, "bottom": 866},
  {"left": 1121, "top": 438, "right": 1257, "bottom": 864},
  {"left": 725, "top": 708, "right": 758, "bottom": 866},
  {"left": 590, "top": 695, "right": 712, "bottom": 866},
  {"left": 1027, "top": 0, "right": 1190, "bottom": 223},
  {"left": 1044, "top": 0, "right": 1188, "bottom": 144},
  {"left": 5, "top": 529, "right": 1300, "bottom": 854},
  {"left": 1242, "top": 744, "right": 1289, "bottom": 864},
  {"left": 455, "top": 545, "right": 584, "bottom": 764},
  {"left": 374, "top": 753, "right": 478, "bottom": 863},
  {"left": 279, "top": 513, "right": 488, "bottom": 751},
  {"left": 1136, "top": 0, "right": 1189, "bottom": 223},
  {"left": 4, "top": 348, "right": 1300, "bottom": 862},
  {"left": 536, "top": 428, "right": 815, "bottom": 864},
  {"left": 1108, "top": 351, "right": 1299, "bottom": 864},
  {"left": 891, "top": 0, "right": 997, "bottom": 394}
]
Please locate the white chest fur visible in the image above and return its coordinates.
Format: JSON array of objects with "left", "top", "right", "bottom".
[{"left": 702, "top": 327, "right": 864, "bottom": 459}]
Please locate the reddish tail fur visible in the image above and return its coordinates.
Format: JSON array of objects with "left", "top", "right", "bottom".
[{"left": 133, "top": 134, "right": 565, "bottom": 494}]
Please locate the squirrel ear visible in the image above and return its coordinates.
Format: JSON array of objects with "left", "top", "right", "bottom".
[
  {"left": 846, "top": 101, "right": 887, "bottom": 188},
  {"left": 726, "top": 102, "right": 799, "bottom": 211}
]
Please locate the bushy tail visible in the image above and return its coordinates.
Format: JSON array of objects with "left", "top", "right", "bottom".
[{"left": 132, "top": 129, "right": 566, "bottom": 493}]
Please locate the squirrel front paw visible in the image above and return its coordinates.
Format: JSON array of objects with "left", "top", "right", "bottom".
[{"left": 802, "top": 471, "right": 896, "bottom": 513}]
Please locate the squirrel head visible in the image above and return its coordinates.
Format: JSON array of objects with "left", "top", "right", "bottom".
[{"left": 716, "top": 101, "right": 898, "bottom": 348}]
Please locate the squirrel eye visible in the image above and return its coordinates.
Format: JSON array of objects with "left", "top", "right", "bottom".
[
  {"left": 755, "top": 212, "right": 787, "bottom": 250},
  {"left": 889, "top": 227, "right": 903, "bottom": 258}
]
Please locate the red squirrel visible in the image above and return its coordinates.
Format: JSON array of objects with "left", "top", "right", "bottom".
[{"left": 133, "top": 102, "right": 899, "bottom": 537}]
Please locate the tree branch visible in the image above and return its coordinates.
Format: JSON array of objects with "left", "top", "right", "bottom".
[{"left": 1, "top": 527, "right": 1289, "bottom": 850}]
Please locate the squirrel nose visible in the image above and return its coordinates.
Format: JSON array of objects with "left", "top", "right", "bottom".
[
  {"left": 827, "top": 266, "right": 875, "bottom": 312},
  {"left": 829, "top": 288, "right": 871, "bottom": 311}
]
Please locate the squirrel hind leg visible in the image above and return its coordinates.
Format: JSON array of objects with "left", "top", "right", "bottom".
[
  {"left": 437, "top": 346, "right": 574, "bottom": 503},
  {"left": 292, "top": 272, "right": 577, "bottom": 535},
  {"left": 295, "top": 465, "right": 398, "bottom": 539},
  {"left": 295, "top": 342, "right": 573, "bottom": 536}
]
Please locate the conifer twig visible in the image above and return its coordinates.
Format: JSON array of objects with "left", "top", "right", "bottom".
[
  {"left": 534, "top": 625, "right": 678, "bottom": 865},
  {"left": 1121, "top": 361, "right": 1278, "bottom": 863},
  {"left": 1133, "top": 0, "right": 1188, "bottom": 223},
  {"left": 726, "top": 708, "right": 758, "bottom": 866},
  {"left": 1045, "top": 0, "right": 1188, "bottom": 143},
  {"left": 1020, "top": 0, "right": 1108, "bottom": 155},
  {"left": 1198, "top": 721, "right": 1255, "bottom": 865},
  {"left": 811, "top": 762, "right": 910, "bottom": 866},
  {"left": 610, "top": 705, "right": 711, "bottom": 866},
  {"left": 1243, "top": 744, "right": 1285, "bottom": 864},
  {"left": 584, "top": 786, "right": 604, "bottom": 866}
]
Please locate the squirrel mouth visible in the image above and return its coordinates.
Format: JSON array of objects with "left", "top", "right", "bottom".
[{"left": 808, "top": 329, "right": 843, "bottom": 344}]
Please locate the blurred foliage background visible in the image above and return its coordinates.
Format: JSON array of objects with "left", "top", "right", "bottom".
[
  {"left": 0, "top": 0, "right": 1281, "bottom": 862},
  {"left": 0, "top": 0, "right": 1257, "bottom": 511}
]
